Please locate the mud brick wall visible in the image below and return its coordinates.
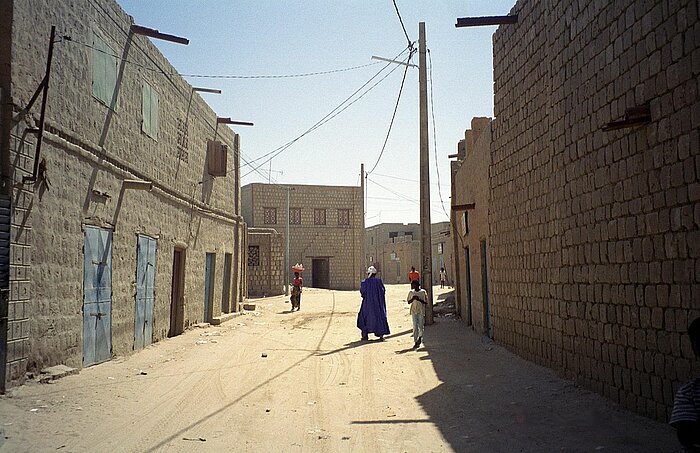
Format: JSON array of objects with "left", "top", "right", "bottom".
[
  {"left": 247, "top": 228, "right": 284, "bottom": 297},
  {"left": 490, "top": 0, "right": 699, "bottom": 421},
  {"left": 242, "top": 183, "right": 364, "bottom": 290},
  {"left": 5, "top": 0, "right": 245, "bottom": 386},
  {"left": 452, "top": 119, "right": 492, "bottom": 334}
]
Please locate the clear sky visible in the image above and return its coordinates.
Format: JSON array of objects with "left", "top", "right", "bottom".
[{"left": 117, "top": 0, "right": 516, "bottom": 226}]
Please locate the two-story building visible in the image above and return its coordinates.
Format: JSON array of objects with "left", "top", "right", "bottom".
[{"left": 1, "top": 0, "right": 245, "bottom": 389}]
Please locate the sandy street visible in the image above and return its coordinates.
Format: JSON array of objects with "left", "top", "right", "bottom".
[{"left": 0, "top": 285, "right": 678, "bottom": 452}]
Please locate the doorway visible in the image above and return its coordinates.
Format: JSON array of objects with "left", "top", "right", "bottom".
[
  {"left": 464, "top": 247, "right": 473, "bottom": 327},
  {"left": 169, "top": 248, "right": 186, "bottom": 337},
  {"left": 134, "top": 235, "right": 157, "bottom": 350},
  {"left": 480, "top": 240, "right": 492, "bottom": 338},
  {"left": 83, "top": 226, "right": 113, "bottom": 367},
  {"left": 312, "top": 258, "right": 329, "bottom": 289},
  {"left": 204, "top": 253, "right": 216, "bottom": 323},
  {"left": 221, "top": 253, "right": 233, "bottom": 313}
]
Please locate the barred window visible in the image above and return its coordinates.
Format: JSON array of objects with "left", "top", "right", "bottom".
[
  {"left": 289, "top": 208, "right": 301, "bottom": 225},
  {"left": 314, "top": 209, "right": 326, "bottom": 225},
  {"left": 248, "top": 246, "right": 260, "bottom": 266},
  {"left": 263, "top": 207, "right": 277, "bottom": 224},
  {"left": 337, "top": 209, "right": 350, "bottom": 226}
]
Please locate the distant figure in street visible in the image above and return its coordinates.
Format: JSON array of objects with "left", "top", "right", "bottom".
[
  {"left": 439, "top": 267, "right": 447, "bottom": 289},
  {"left": 408, "top": 266, "right": 420, "bottom": 284},
  {"left": 290, "top": 271, "right": 303, "bottom": 311},
  {"left": 406, "top": 279, "right": 427, "bottom": 349},
  {"left": 670, "top": 317, "right": 700, "bottom": 451},
  {"left": 357, "top": 266, "right": 390, "bottom": 341}
]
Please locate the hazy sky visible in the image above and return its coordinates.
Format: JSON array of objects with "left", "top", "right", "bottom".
[{"left": 117, "top": 0, "right": 516, "bottom": 226}]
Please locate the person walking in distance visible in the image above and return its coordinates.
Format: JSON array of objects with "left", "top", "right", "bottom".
[
  {"left": 290, "top": 271, "right": 303, "bottom": 311},
  {"left": 439, "top": 267, "right": 447, "bottom": 289},
  {"left": 406, "top": 279, "right": 427, "bottom": 349},
  {"left": 357, "top": 266, "right": 390, "bottom": 341},
  {"left": 409, "top": 266, "right": 420, "bottom": 284}
]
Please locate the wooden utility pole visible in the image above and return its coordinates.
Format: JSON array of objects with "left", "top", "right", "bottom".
[{"left": 418, "top": 22, "right": 434, "bottom": 324}]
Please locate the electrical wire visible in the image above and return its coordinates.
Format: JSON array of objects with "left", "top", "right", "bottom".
[
  {"left": 241, "top": 47, "right": 412, "bottom": 178},
  {"left": 392, "top": 0, "right": 413, "bottom": 49},
  {"left": 367, "top": 49, "right": 415, "bottom": 175},
  {"left": 427, "top": 49, "right": 450, "bottom": 219},
  {"left": 64, "top": 37, "right": 381, "bottom": 80},
  {"left": 370, "top": 171, "right": 451, "bottom": 188}
]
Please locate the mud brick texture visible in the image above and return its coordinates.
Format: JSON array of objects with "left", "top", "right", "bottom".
[
  {"left": 2, "top": 0, "right": 246, "bottom": 388},
  {"left": 488, "top": 0, "right": 700, "bottom": 421}
]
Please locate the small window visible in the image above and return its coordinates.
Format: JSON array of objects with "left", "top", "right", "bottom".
[
  {"left": 91, "top": 33, "right": 117, "bottom": 106},
  {"left": 390, "top": 252, "right": 397, "bottom": 261},
  {"left": 247, "top": 246, "right": 260, "bottom": 266},
  {"left": 263, "top": 207, "right": 277, "bottom": 224},
  {"left": 370, "top": 237, "right": 374, "bottom": 245},
  {"left": 314, "top": 209, "right": 326, "bottom": 225},
  {"left": 389, "top": 232, "right": 398, "bottom": 240},
  {"left": 463, "top": 211, "right": 470, "bottom": 234},
  {"left": 337, "top": 209, "right": 350, "bottom": 226},
  {"left": 437, "top": 242, "right": 444, "bottom": 254},
  {"left": 289, "top": 208, "right": 301, "bottom": 225},
  {"left": 142, "top": 82, "right": 159, "bottom": 139},
  {"left": 369, "top": 256, "right": 373, "bottom": 262}
]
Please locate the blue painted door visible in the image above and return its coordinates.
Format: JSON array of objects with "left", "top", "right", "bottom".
[
  {"left": 204, "top": 253, "right": 215, "bottom": 323},
  {"left": 83, "top": 227, "right": 113, "bottom": 366},
  {"left": 134, "top": 235, "right": 157, "bottom": 350}
]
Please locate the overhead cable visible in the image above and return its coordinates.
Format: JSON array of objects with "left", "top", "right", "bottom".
[{"left": 367, "top": 49, "right": 416, "bottom": 175}]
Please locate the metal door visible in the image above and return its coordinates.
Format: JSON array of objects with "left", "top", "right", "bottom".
[
  {"left": 83, "top": 227, "right": 113, "bottom": 366},
  {"left": 312, "top": 258, "right": 329, "bottom": 289},
  {"left": 204, "top": 253, "right": 216, "bottom": 322},
  {"left": 134, "top": 235, "right": 157, "bottom": 350}
]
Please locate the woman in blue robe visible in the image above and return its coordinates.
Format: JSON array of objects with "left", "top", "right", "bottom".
[{"left": 357, "top": 266, "right": 390, "bottom": 341}]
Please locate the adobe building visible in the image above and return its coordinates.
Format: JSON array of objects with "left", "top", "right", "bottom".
[
  {"left": 0, "top": 0, "right": 246, "bottom": 389},
  {"left": 246, "top": 228, "right": 284, "bottom": 297},
  {"left": 431, "top": 221, "right": 454, "bottom": 286},
  {"left": 450, "top": 117, "right": 493, "bottom": 334},
  {"left": 365, "top": 223, "right": 420, "bottom": 283},
  {"left": 242, "top": 182, "right": 364, "bottom": 290},
  {"left": 452, "top": 0, "right": 699, "bottom": 421}
]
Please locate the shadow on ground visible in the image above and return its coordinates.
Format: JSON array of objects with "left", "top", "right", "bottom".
[{"left": 414, "top": 318, "right": 677, "bottom": 452}]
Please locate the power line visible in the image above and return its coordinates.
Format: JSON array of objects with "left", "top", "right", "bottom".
[
  {"left": 367, "top": 49, "right": 415, "bottom": 175},
  {"left": 427, "top": 49, "right": 450, "bottom": 219},
  {"left": 392, "top": 0, "right": 413, "bottom": 49},
  {"left": 64, "top": 37, "right": 381, "bottom": 80},
  {"left": 370, "top": 171, "right": 451, "bottom": 188},
  {"left": 241, "top": 47, "right": 412, "bottom": 179}
]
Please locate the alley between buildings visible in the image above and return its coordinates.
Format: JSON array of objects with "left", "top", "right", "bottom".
[{"left": 0, "top": 285, "right": 677, "bottom": 452}]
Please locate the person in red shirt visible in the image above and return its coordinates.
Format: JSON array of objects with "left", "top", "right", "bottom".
[
  {"left": 409, "top": 266, "right": 420, "bottom": 284},
  {"left": 291, "top": 271, "right": 303, "bottom": 311}
]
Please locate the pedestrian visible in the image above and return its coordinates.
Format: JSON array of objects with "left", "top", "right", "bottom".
[
  {"left": 409, "top": 266, "right": 420, "bottom": 284},
  {"left": 439, "top": 267, "right": 447, "bottom": 289},
  {"left": 406, "top": 279, "right": 427, "bottom": 349},
  {"left": 670, "top": 316, "right": 700, "bottom": 451},
  {"left": 357, "top": 265, "right": 390, "bottom": 341},
  {"left": 290, "top": 271, "right": 303, "bottom": 311}
]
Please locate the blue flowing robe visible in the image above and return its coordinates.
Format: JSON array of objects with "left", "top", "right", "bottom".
[{"left": 357, "top": 277, "right": 390, "bottom": 336}]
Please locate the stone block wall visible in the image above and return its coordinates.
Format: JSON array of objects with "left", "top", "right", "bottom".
[
  {"left": 3, "top": 0, "right": 245, "bottom": 386},
  {"left": 242, "top": 183, "right": 364, "bottom": 290},
  {"left": 490, "top": 0, "right": 700, "bottom": 420},
  {"left": 247, "top": 228, "right": 284, "bottom": 297}
]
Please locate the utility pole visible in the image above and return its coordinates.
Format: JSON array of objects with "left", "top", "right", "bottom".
[
  {"left": 360, "top": 163, "right": 365, "bottom": 283},
  {"left": 419, "top": 22, "right": 434, "bottom": 324},
  {"left": 284, "top": 186, "right": 291, "bottom": 296}
]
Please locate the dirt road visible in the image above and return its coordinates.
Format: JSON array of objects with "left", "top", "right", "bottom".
[{"left": 0, "top": 285, "right": 678, "bottom": 452}]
